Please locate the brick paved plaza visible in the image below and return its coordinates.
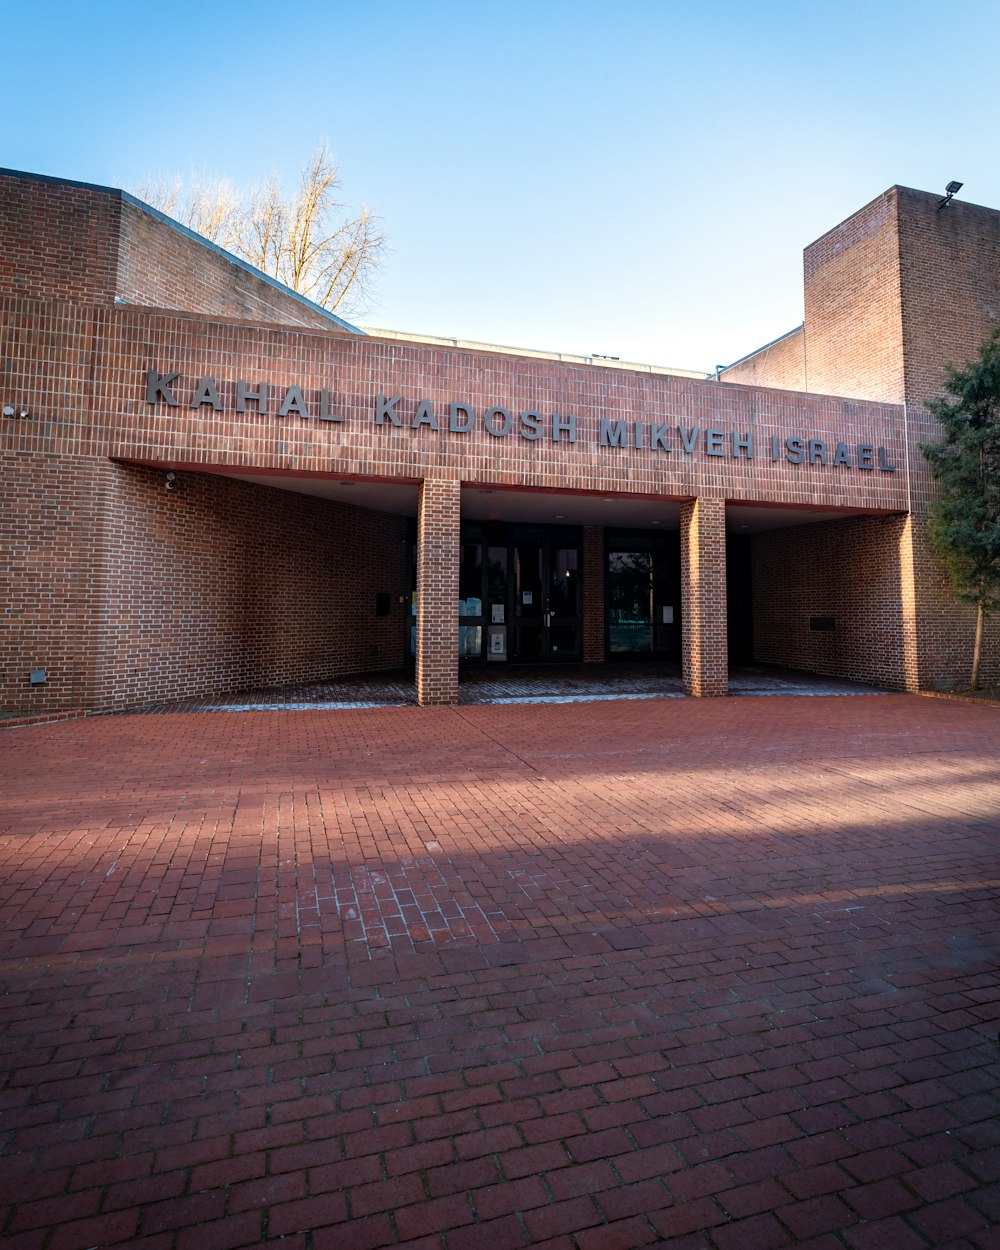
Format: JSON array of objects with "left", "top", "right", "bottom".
[{"left": 1, "top": 696, "right": 998, "bottom": 1249}]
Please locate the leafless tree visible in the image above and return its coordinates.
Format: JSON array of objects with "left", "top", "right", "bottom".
[
  {"left": 131, "top": 143, "right": 385, "bottom": 315},
  {"left": 130, "top": 172, "right": 242, "bottom": 249}
]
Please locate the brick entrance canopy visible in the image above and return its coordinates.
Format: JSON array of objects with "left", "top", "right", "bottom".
[
  {"left": 416, "top": 478, "right": 461, "bottom": 706},
  {"left": 681, "top": 497, "right": 728, "bottom": 697}
]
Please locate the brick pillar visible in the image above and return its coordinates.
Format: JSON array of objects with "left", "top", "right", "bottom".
[
  {"left": 898, "top": 515, "right": 922, "bottom": 692},
  {"left": 582, "top": 525, "right": 605, "bottom": 663},
  {"left": 680, "top": 497, "right": 728, "bottom": 697},
  {"left": 416, "top": 477, "right": 460, "bottom": 706}
]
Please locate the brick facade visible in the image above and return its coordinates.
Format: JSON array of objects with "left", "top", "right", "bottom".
[
  {"left": 752, "top": 514, "right": 910, "bottom": 689},
  {"left": 896, "top": 191, "right": 1000, "bottom": 689},
  {"left": 801, "top": 189, "right": 906, "bottom": 405},
  {"left": 1, "top": 454, "right": 407, "bottom": 715},
  {"left": 723, "top": 186, "right": 1000, "bottom": 692},
  {"left": 3, "top": 170, "right": 999, "bottom": 711},
  {"left": 723, "top": 327, "right": 806, "bottom": 392}
]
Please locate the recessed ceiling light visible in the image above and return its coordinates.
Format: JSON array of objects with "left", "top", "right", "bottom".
[
  {"left": 553, "top": 514, "right": 566, "bottom": 519},
  {"left": 650, "top": 520, "right": 661, "bottom": 526},
  {"left": 338, "top": 480, "right": 354, "bottom": 487},
  {"left": 479, "top": 489, "right": 493, "bottom": 495}
]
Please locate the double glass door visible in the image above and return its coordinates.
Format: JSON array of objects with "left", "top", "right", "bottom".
[
  {"left": 410, "top": 523, "right": 583, "bottom": 663},
  {"left": 424, "top": 523, "right": 581, "bottom": 663}
]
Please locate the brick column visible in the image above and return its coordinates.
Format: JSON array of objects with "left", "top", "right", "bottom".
[
  {"left": 898, "top": 515, "right": 922, "bottom": 692},
  {"left": 680, "top": 497, "right": 728, "bottom": 697},
  {"left": 415, "top": 478, "right": 460, "bottom": 706},
  {"left": 582, "top": 525, "right": 605, "bottom": 663}
]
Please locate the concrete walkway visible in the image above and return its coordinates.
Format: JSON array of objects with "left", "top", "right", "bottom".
[{"left": 1, "top": 696, "right": 998, "bottom": 1249}]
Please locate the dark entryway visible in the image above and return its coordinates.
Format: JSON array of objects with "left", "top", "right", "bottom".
[
  {"left": 726, "top": 533, "right": 755, "bottom": 664},
  {"left": 407, "top": 521, "right": 754, "bottom": 669}
]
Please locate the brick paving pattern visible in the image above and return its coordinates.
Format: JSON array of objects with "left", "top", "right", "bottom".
[{"left": 1, "top": 695, "right": 998, "bottom": 1249}]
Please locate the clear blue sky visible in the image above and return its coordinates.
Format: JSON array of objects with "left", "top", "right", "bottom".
[{"left": 7, "top": 0, "right": 999, "bottom": 372}]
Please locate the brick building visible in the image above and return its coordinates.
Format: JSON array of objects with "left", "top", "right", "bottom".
[{"left": 2, "top": 169, "right": 998, "bottom": 712}]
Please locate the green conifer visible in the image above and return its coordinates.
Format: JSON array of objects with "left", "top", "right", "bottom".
[{"left": 921, "top": 334, "right": 1000, "bottom": 690}]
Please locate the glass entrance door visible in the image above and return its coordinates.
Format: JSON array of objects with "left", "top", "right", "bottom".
[
  {"left": 608, "top": 550, "right": 655, "bottom": 654},
  {"left": 406, "top": 522, "right": 583, "bottom": 664},
  {"left": 605, "top": 531, "right": 681, "bottom": 659},
  {"left": 512, "top": 528, "right": 582, "bottom": 660}
]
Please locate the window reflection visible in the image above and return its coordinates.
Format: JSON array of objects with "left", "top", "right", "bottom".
[{"left": 608, "top": 551, "right": 654, "bottom": 653}]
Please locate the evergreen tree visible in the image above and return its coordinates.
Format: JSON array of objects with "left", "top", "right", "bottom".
[{"left": 921, "top": 333, "right": 1000, "bottom": 689}]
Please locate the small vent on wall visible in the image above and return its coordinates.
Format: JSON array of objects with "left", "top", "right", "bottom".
[{"left": 810, "top": 616, "right": 836, "bottom": 632}]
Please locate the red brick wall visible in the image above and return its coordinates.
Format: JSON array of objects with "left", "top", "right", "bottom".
[
  {"left": 752, "top": 514, "right": 912, "bottom": 689},
  {"left": 1, "top": 457, "right": 407, "bottom": 715},
  {"left": 739, "top": 186, "right": 1000, "bottom": 691},
  {"left": 897, "top": 188, "right": 1000, "bottom": 421},
  {"left": 0, "top": 454, "right": 103, "bottom": 714},
  {"left": 91, "top": 307, "right": 908, "bottom": 515},
  {"left": 116, "top": 198, "right": 348, "bottom": 331},
  {"left": 894, "top": 190, "right": 1000, "bottom": 689},
  {"left": 0, "top": 170, "right": 354, "bottom": 331},
  {"left": 728, "top": 186, "right": 1000, "bottom": 458},
  {"left": 906, "top": 514, "right": 1000, "bottom": 690},
  {"left": 801, "top": 189, "right": 905, "bottom": 404},
  {"left": 753, "top": 512, "right": 999, "bottom": 691},
  {"left": 721, "top": 191, "right": 905, "bottom": 402},
  {"left": 721, "top": 327, "right": 806, "bottom": 392},
  {"left": 0, "top": 175, "right": 121, "bottom": 305}
]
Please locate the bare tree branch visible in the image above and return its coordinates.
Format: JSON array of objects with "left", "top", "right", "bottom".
[{"left": 130, "top": 143, "right": 384, "bottom": 315}]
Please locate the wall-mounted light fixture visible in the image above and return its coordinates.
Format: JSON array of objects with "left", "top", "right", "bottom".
[
  {"left": 937, "top": 180, "right": 963, "bottom": 211},
  {"left": 165, "top": 472, "right": 177, "bottom": 491},
  {"left": 2, "top": 404, "right": 31, "bottom": 418}
]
